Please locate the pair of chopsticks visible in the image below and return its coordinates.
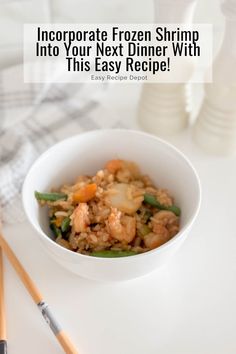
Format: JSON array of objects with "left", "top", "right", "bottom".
[{"left": 0, "top": 232, "right": 78, "bottom": 354}]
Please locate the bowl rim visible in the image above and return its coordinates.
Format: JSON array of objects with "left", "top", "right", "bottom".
[{"left": 22, "top": 128, "right": 201, "bottom": 262}]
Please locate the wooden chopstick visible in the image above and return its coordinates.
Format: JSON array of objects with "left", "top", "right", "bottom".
[
  {"left": 0, "top": 247, "right": 7, "bottom": 354},
  {"left": 0, "top": 234, "right": 78, "bottom": 354}
]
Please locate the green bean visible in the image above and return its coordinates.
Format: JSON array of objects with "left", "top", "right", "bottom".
[
  {"left": 166, "top": 205, "right": 181, "bottom": 216},
  {"left": 90, "top": 250, "right": 138, "bottom": 258},
  {"left": 143, "top": 193, "right": 181, "bottom": 216},
  {"left": 61, "top": 217, "right": 71, "bottom": 233},
  {"left": 50, "top": 223, "right": 62, "bottom": 239},
  {"left": 35, "top": 191, "right": 68, "bottom": 202}
]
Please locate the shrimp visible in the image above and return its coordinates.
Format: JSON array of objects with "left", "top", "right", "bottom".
[
  {"left": 144, "top": 227, "right": 169, "bottom": 249},
  {"left": 105, "top": 159, "right": 140, "bottom": 182},
  {"left": 105, "top": 159, "right": 124, "bottom": 174},
  {"left": 151, "top": 210, "right": 179, "bottom": 238},
  {"left": 144, "top": 210, "right": 179, "bottom": 249},
  {"left": 168, "top": 224, "right": 180, "bottom": 238},
  {"left": 70, "top": 203, "right": 90, "bottom": 233},
  {"left": 107, "top": 208, "right": 136, "bottom": 243},
  {"left": 151, "top": 210, "right": 178, "bottom": 234}
]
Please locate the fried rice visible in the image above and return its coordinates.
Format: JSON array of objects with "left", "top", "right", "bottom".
[{"left": 35, "top": 159, "right": 181, "bottom": 257}]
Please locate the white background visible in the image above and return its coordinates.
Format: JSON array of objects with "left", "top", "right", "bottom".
[{"left": 4, "top": 83, "right": 236, "bottom": 353}]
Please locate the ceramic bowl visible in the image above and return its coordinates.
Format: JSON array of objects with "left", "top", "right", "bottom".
[{"left": 22, "top": 129, "right": 201, "bottom": 281}]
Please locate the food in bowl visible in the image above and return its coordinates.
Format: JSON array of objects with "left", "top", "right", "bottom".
[{"left": 35, "top": 159, "right": 181, "bottom": 257}]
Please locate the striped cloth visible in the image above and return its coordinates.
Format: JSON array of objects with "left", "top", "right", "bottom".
[{"left": 0, "top": 64, "right": 118, "bottom": 224}]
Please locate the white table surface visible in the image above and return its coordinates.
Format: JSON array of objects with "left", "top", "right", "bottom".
[{"left": 3, "top": 83, "right": 236, "bottom": 354}]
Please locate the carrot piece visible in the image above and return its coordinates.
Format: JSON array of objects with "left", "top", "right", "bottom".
[
  {"left": 73, "top": 183, "right": 97, "bottom": 203},
  {"left": 105, "top": 159, "right": 124, "bottom": 173}
]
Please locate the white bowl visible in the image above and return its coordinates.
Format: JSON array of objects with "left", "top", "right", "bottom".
[{"left": 22, "top": 129, "right": 201, "bottom": 281}]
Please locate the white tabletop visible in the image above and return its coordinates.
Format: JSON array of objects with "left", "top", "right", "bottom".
[{"left": 4, "top": 83, "right": 236, "bottom": 354}]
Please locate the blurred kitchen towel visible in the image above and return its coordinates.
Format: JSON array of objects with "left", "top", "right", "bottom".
[{"left": 0, "top": 64, "right": 122, "bottom": 224}]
